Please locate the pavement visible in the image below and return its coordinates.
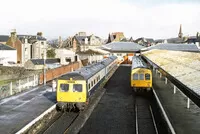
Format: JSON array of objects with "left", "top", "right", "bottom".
[
  {"left": 0, "top": 84, "right": 56, "bottom": 134},
  {"left": 153, "top": 70, "right": 200, "bottom": 134}
]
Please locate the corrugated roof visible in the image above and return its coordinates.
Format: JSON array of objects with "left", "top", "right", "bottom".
[
  {"left": 60, "top": 56, "right": 117, "bottom": 80},
  {"left": 102, "top": 42, "right": 145, "bottom": 52},
  {"left": 0, "top": 43, "right": 16, "bottom": 50},
  {"left": 143, "top": 43, "right": 199, "bottom": 52},
  {"left": 143, "top": 49, "right": 200, "bottom": 95},
  {"left": 131, "top": 56, "right": 147, "bottom": 69}
]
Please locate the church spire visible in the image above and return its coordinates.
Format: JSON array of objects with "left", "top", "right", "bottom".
[{"left": 178, "top": 24, "right": 183, "bottom": 38}]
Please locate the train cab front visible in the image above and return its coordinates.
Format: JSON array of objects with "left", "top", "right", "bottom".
[{"left": 56, "top": 78, "right": 86, "bottom": 112}]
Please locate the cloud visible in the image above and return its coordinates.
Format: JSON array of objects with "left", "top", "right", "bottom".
[{"left": 0, "top": 0, "right": 200, "bottom": 39}]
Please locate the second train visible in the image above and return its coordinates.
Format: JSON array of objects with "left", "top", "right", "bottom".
[{"left": 130, "top": 55, "right": 152, "bottom": 92}]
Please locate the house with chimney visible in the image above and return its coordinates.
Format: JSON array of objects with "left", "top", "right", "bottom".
[
  {"left": 6, "top": 30, "right": 47, "bottom": 64},
  {"left": 184, "top": 32, "right": 200, "bottom": 49},
  {"left": 134, "top": 37, "right": 155, "bottom": 47},
  {"left": 106, "top": 32, "right": 125, "bottom": 44},
  {"left": 64, "top": 32, "right": 102, "bottom": 52}
]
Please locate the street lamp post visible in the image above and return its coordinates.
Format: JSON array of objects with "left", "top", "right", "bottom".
[{"left": 43, "top": 50, "right": 46, "bottom": 86}]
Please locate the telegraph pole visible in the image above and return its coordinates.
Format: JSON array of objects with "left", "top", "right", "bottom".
[{"left": 43, "top": 50, "right": 46, "bottom": 86}]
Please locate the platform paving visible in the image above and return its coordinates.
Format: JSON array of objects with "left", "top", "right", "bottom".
[
  {"left": 0, "top": 85, "right": 56, "bottom": 134},
  {"left": 153, "top": 70, "right": 200, "bottom": 134}
]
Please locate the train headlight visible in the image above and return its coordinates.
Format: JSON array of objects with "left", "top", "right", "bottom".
[{"left": 147, "top": 83, "right": 150, "bottom": 87}]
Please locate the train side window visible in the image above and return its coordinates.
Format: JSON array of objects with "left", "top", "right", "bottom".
[
  {"left": 60, "top": 84, "right": 69, "bottom": 92},
  {"left": 145, "top": 73, "right": 150, "bottom": 80},
  {"left": 73, "top": 84, "right": 82, "bottom": 92},
  {"left": 139, "top": 74, "right": 144, "bottom": 80},
  {"left": 133, "top": 73, "right": 138, "bottom": 80},
  {"left": 91, "top": 81, "right": 93, "bottom": 87},
  {"left": 88, "top": 83, "right": 90, "bottom": 89}
]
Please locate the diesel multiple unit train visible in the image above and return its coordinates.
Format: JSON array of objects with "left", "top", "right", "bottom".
[
  {"left": 130, "top": 55, "right": 152, "bottom": 92},
  {"left": 56, "top": 56, "right": 118, "bottom": 111}
]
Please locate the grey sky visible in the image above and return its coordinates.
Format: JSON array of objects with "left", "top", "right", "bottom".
[{"left": 0, "top": 0, "right": 200, "bottom": 40}]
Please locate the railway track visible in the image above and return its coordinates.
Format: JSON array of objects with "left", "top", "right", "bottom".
[
  {"left": 134, "top": 90, "right": 171, "bottom": 134},
  {"left": 134, "top": 92, "right": 158, "bottom": 134},
  {"left": 40, "top": 112, "right": 79, "bottom": 134}
]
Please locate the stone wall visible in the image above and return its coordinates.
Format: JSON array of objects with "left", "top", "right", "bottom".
[{"left": 0, "top": 66, "right": 41, "bottom": 81}]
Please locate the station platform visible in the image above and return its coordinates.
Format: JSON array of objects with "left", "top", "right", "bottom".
[
  {"left": 153, "top": 70, "right": 200, "bottom": 134},
  {"left": 0, "top": 85, "right": 56, "bottom": 134}
]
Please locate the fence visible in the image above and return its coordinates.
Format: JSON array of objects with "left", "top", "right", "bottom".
[
  {"left": 0, "top": 61, "right": 81, "bottom": 100},
  {"left": 0, "top": 75, "right": 39, "bottom": 99}
]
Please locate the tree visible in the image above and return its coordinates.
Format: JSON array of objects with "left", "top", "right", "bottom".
[{"left": 47, "top": 49, "right": 56, "bottom": 58}]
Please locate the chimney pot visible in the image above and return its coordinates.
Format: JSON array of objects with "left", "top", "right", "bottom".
[{"left": 37, "top": 32, "right": 43, "bottom": 36}]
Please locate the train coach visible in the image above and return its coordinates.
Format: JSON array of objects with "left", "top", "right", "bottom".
[
  {"left": 130, "top": 55, "right": 152, "bottom": 92},
  {"left": 56, "top": 56, "right": 118, "bottom": 111}
]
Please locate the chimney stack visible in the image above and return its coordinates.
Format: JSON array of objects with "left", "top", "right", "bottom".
[
  {"left": 37, "top": 32, "right": 43, "bottom": 36},
  {"left": 58, "top": 36, "right": 63, "bottom": 48},
  {"left": 73, "top": 39, "right": 77, "bottom": 52},
  {"left": 10, "top": 29, "right": 17, "bottom": 43}
]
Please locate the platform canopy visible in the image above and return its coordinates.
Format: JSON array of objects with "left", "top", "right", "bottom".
[
  {"left": 101, "top": 42, "right": 145, "bottom": 52},
  {"left": 142, "top": 49, "right": 200, "bottom": 95},
  {"left": 142, "top": 43, "right": 200, "bottom": 52}
]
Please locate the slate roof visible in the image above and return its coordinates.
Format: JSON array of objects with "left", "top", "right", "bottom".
[
  {"left": 143, "top": 43, "right": 199, "bottom": 52},
  {"left": 18, "top": 35, "right": 46, "bottom": 41},
  {"left": 155, "top": 39, "right": 165, "bottom": 44},
  {"left": 75, "top": 36, "right": 90, "bottom": 44},
  {"left": 30, "top": 58, "right": 60, "bottom": 65},
  {"left": 76, "top": 49, "right": 104, "bottom": 55},
  {"left": 166, "top": 37, "right": 184, "bottom": 43},
  {"left": 101, "top": 42, "right": 145, "bottom": 52},
  {"left": 0, "top": 43, "right": 16, "bottom": 50},
  {"left": 185, "top": 36, "right": 200, "bottom": 44},
  {"left": 135, "top": 37, "right": 155, "bottom": 43},
  {"left": 0, "top": 35, "right": 9, "bottom": 42},
  {"left": 120, "top": 38, "right": 129, "bottom": 42}
]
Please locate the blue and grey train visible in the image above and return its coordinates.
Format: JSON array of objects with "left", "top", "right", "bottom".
[{"left": 56, "top": 56, "right": 118, "bottom": 111}]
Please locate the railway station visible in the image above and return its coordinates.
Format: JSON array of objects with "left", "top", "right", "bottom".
[{"left": 0, "top": 42, "right": 200, "bottom": 134}]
